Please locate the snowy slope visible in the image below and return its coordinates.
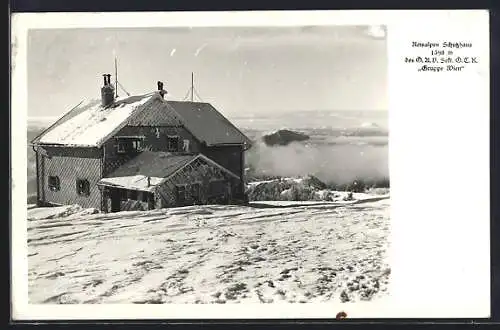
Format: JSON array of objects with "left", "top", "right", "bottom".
[{"left": 28, "top": 198, "right": 390, "bottom": 304}]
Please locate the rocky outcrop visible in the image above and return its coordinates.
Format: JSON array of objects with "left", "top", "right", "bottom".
[
  {"left": 262, "top": 129, "right": 310, "bottom": 146},
  {"left": 246, "top": 175, "right": 339, "bottom": 202}
]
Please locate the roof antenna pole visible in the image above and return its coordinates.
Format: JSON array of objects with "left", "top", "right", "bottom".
[
  {"left": 115, "top": 57, "right": 118, "bottom": 98},
  {"left": 191, "top": 72, "right": 194, "bottom": 102}
]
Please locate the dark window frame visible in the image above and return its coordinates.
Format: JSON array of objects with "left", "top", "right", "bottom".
[
  {"left": 167, "top": 135, "right": 180, "bottom": 152},
  {"left": 191, "top": 182, "right": 201, "bottom": 199},
  {"left": 119, "top": 189, "right": 128, "bottom": 200},
  {"left": 116, "top": 136, "right": 145, "bottom": 154},
  {"left": 76, "top": 178, "right": 91, "bottom": 196},
  {"left": 48, "top": 175, "right": 60, "bottom": 192},
  {"left": 117, "top": 141, "right": 126, "bottom": 153},
  {"left": 176, "top": 184, "right": 187, "bottom": 204},
  {"left": 182, "top": 139, "right": 190, "bottom": 152},
  {"left": 140, "top": 191, "right": 149, "bottom": 203},
  {"left": 128, "top": 190, "right": 138, "bottom": 201},
  {"left": 132, "top": 140, "right": 144, "bottom": 152}
]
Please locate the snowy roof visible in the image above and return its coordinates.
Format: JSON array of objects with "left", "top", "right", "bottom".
[
  {"left": 98, "top": 152, "right": 198, "bottom": 191},
  {"left": 98, "top": 151, "right": 240, "bottom": 191},
  {"left": 34, "top": 93, "right": 156, "bottom": 147},
  {"left": 98, "top": 175, "right": 163, "bottom": 192},
  {"left": 167, "top": 101, "right": 252, "bottom": 148},
  {"left": 32, "top": 92, "right": 252, "bottom": 149},
  {"left": 106, "top": 152, "right": 197, "bottom": 180}
]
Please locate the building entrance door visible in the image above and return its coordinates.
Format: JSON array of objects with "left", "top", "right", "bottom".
[{"left": 110, "top": 189, "right": 121, "bottom": 212}]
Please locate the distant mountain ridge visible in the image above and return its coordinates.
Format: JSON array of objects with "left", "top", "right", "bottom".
[
  {"left": 28, "top": 116, "right": 59, "bottom": 129},
  {"left": 228, "top": 109, "right": 388, "bottom": 120}
]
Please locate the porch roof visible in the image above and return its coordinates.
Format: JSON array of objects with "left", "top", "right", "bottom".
[
  {"left": 98, "top": 152, "right": 197, "bottom": 192},
  {"left": 98, "top": 175, "right": 163, "bottom": 192},
  {"left": 98, "top": 151, "right": 240, "bottom": 192}
]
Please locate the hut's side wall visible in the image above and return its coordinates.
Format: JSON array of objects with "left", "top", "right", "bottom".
[
  {"left": 156, "top": 157, "right": 241, "bottom": 208},
  {"left": 103, "top": 126, "right": 201, "bottom": 176},
  {"left": 38, "top": 147, "right": 102, "bottom": 209},
  {"left": 36, "top": 150, "right": 44, "bottom": 204},
  {"left": 121, "top": 126, "right": 201, "bottom": 153},
  {"left": 202, "top": 145, "right": 244, "bottom": 180}
]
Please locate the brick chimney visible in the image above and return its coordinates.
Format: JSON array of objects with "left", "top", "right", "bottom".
[
  {"left": 101, "top": 74, "right": 115, "bottom": 107},
  {"left": 157, "top": 81, "right": 167, "bottom": 99}
]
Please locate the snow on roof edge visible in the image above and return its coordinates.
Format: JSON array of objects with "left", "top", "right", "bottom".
[
  {"left": 98, "top": 175, "right": 162, "bottom": 192},
  {"left": 37, "top": 93, "right": 158, "bottom": 148}
]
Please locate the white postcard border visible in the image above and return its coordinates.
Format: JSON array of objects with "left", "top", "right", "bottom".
[{"left": 11, "top": 9, "right": 490, "bottom": 320}]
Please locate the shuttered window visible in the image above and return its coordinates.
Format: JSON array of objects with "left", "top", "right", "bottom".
[
  {"left": 176, "top": 185, "right": 187, "bottom": 204},
  {"left": 48, "top": 176, "right": 60, "bottom": 192},
  {"left": 167, "top": 136, "right": 180, "bottom": 151},
  {"left": 116, "top": 137, "right": 145, "bottom": 154},
  {"left": 183, "top": 139, "right": 190, "bottom": 152},
  {"left": 76, "top": 179, "right": 90, "bottom": 196},
  {"left": 117, "top": 141, "right": 126, "bottom": 153},
  {"left": 191, "top": 183, "right": 201, "bottom": 199},
  {"left": 128, "top": 190, "right": 138, "bottom": 200},
  {"left": 132, "top": 140, "right": 144, "bottom": 151}
]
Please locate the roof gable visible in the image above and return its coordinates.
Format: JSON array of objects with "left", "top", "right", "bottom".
[{"left": 127, "top": 97, "right": 183, "bottom": 126}]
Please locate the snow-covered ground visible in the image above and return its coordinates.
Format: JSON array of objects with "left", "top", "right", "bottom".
[{"left": 28, "top": 196, "right": 390, "bottom": 304}]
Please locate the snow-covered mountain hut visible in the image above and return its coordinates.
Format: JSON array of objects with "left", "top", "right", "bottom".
[{"left": 30, "top": 74, "right": 252, "bottom": 212}]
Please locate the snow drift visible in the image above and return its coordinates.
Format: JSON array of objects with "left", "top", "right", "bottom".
[{"left": 28, "top": 197, "right": 390, "bottom": 304}]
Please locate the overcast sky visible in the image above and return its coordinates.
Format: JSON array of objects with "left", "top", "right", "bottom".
[{"left": 27, "top": 26, "right": 387, "bottom": 118}]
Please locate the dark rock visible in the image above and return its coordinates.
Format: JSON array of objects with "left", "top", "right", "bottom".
[
  {"left": 302, "top": 175, "right": 327, "bottom": 190},
  {"left": 262, "top": 129, "right": 310, "bottom": 146}
]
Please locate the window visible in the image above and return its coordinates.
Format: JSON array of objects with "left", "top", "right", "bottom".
[
  {"left": 117, "top": 142, "right": 126, "bottom": 154},
  {"left": 76, "top": 179, "right": 90, "bottom": 196},
  {"left": 132, "top": 140, "right": 144, "bottom": 151},
  {"left": 176, "top": 185, "right": 187, "bottom": 204},
  {"left": 116, "top": 137, "right": 145, "bottom": 154},
  {"left": 127, "top": 190, "right": 138, "bottom": 200},
  {"left": 183, "top": 139, "right": 190, "bottom": 152},
  {"left": 119, "top": 189, "right": 128, "bottom": 200},
  {"left": 48, "top": 176, "right": 60, "bottom": 192},
  {"left": 167, "top": 136, "right": 180, "bottom": 152},
  {"left": 191, "top": 183, "right": 201, "bottom": 200}
]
